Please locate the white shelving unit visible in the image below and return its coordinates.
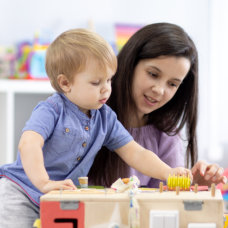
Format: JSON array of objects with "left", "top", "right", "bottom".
[{"left": 0, "top": 79, "right": 54, "bottom": 165}]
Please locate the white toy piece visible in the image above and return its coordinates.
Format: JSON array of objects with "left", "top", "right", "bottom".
[{"left": 111, "top": 175, "right": 140, "bottom": 193}]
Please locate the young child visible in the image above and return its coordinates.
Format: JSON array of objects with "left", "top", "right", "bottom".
[{"left": 0, "top": 28, "right": 191, "bottom": 227}]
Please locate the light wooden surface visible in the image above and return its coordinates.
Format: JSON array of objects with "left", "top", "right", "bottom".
[{"left": 40, "top": 189, "right": 224, "bottom": 227}]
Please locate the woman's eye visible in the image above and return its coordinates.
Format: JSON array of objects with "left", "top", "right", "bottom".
[
  {"left": 169, "top": 82, "right": 178, "bottom": 87},
  {"left": 148, "top": 71, "right": 158, "bottom": 77}
]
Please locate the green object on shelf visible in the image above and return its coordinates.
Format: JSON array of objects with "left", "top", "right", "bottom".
[{"left": 77, "top": 185, "right": 105, "bottom": 189}]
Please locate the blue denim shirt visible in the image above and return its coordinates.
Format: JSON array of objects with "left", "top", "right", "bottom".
[{"left": 0, "top": 93, "right": 133, "bottom": 206}]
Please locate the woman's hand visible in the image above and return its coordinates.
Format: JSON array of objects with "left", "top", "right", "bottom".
[{"left": 191, "top": 160, "right": 227, "bottom": 186}]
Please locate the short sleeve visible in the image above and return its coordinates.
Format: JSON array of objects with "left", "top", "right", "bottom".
[
  {"left": 103, "top": 107, "right": 133, "bottom": 151},
  {"left": 22, "top": 101, "right": 59, "bottom": 141}
]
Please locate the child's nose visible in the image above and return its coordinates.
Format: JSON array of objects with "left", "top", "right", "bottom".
[{"left": 101, "top": 82, "right": 111, "bottom": 94}]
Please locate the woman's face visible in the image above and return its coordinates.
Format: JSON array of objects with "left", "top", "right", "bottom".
[{"left": 132, "top": 56, "right": 190, "bottom": 120}]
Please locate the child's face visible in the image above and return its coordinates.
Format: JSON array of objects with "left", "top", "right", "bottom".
[
  {"left": 65, "top": 58, "right": 114, "bottom": 115},
  {"left": 132, "top": 56, "right": 190, "bottom": 120}
]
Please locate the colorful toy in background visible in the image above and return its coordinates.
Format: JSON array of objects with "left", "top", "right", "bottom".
[
  {"left": 217, "top": 167, "right": 228, "bottom": 228},
  {"left": 221, "top": 168, "right": 228, "bottom": 209},
  {"left": 0, "top": 46, "right": 16, "bottom": 78},
  {"left": 114, "top": 23, "right": 143, "bottom": 53},
  {"left": 14, "top": 41, "right": 32, "bottom": 79},
  {"left": 222, "top": 183, "right": 228, "bottom": 210},
  {"left": 1, "top": 24, "right": 143, "bottom": 79},
  {"left": 14, "top": 32, "right": 49, "bottom": 80},
  {"left": 28, "top": 43, "right": 48, "bottom": 79}
]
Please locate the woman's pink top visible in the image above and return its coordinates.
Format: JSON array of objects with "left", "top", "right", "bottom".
[{"left": 129, "top": 125, "right": 185, "bottom": 187}]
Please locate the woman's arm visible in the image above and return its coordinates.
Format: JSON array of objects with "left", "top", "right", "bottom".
[
  {"left": 115, "top": 140, "right": 191, "bottom": 181},
  {"left": 19, "top": 130, "right": 76, "bottom": 193}
]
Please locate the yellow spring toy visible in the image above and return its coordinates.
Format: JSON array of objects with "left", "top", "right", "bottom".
[{"left": 167, "top": 174, "right": 191, "bottom": 191}]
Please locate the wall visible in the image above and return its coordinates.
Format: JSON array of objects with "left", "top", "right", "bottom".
[
  {"left": 207, "top": 0, "right": 228, "bottom": 166},
  {"left": 0, "top": 0, "right": 210, "bottom": 46}
]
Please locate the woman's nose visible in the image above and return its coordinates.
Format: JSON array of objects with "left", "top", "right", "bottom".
[{"left": 152, "top": 84, "right": 165, "bottom": 96}]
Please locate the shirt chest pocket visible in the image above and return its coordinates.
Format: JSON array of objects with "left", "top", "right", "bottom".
[{"left": 44, "top": 127, "right": 80, "bottom": 154}]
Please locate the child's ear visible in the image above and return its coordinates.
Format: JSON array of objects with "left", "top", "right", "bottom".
[{"left": 57, "top": 74, "right": 71, "bottom": 92}]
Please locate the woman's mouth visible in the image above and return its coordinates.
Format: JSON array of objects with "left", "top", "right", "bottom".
[{"left": 144, "top": 95, "right": 158, "bottom": 106}]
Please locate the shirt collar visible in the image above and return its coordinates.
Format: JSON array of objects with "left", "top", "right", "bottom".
[{"left": 59, "top": 93, "right": 96, "bottom": 120}]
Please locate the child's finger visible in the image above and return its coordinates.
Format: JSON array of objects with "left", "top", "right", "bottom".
[{"left": 62, "top": 179, "right": 77, "bottom": 189}]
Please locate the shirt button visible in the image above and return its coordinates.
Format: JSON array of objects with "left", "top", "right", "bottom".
[
  {"left": 77, "top": 156, "right": 81, "bottom": 161},
  {"left": 85, "top": 126, "right": 89, "bottom": 131},
  {"left": 65, "top": 128, "right": 70, "bottom": 133},
  {"left": 82, "top": 142, "right": 87, "bottom": 147}
]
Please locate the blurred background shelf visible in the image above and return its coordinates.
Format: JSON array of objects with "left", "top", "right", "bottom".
[
  {"left": 0, "top": 79, "right": 54, "bottom": 165},
  {"left": 0, "top": 79, "right": 53, "bottom": 93}
]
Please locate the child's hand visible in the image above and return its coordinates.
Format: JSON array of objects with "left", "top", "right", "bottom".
[
  {"left": 170, "top": 167, "right": 193, "bottom": 181},
  {"left": 40, "top": 179, "right": 77, "bottom": 193}
]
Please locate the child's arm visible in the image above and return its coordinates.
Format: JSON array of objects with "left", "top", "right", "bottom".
[
  {"left": 19, "top": 131, "right": 77, "bottom": 193},
  {"left": 115, "top": 140, "right": 192, "bottom": 181}
]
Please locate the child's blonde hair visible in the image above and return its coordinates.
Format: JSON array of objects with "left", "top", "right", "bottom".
[{"left": 45, "top": 28, "right": 117, "bottom": 92}]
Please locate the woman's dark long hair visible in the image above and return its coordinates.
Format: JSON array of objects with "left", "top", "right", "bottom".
[{"left": 88, "top": 23, "right": 198, "bottom": 186}]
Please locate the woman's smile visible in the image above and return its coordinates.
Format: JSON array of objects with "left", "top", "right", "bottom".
[{"left": 144, "top": 95, "right": 158, "bottom": 106}]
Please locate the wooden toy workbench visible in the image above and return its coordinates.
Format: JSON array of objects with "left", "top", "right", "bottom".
[{"left": 40, "top": 188, "right": 224, "bottom": 228}]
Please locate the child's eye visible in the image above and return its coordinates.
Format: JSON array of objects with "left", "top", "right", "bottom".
[{"left": 91, "top": 81, "right": 100, "bottom": 86}]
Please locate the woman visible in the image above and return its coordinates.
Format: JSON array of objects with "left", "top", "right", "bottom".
[{"left": 89, "top": 22, "right": 226, "bottom": 187}]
